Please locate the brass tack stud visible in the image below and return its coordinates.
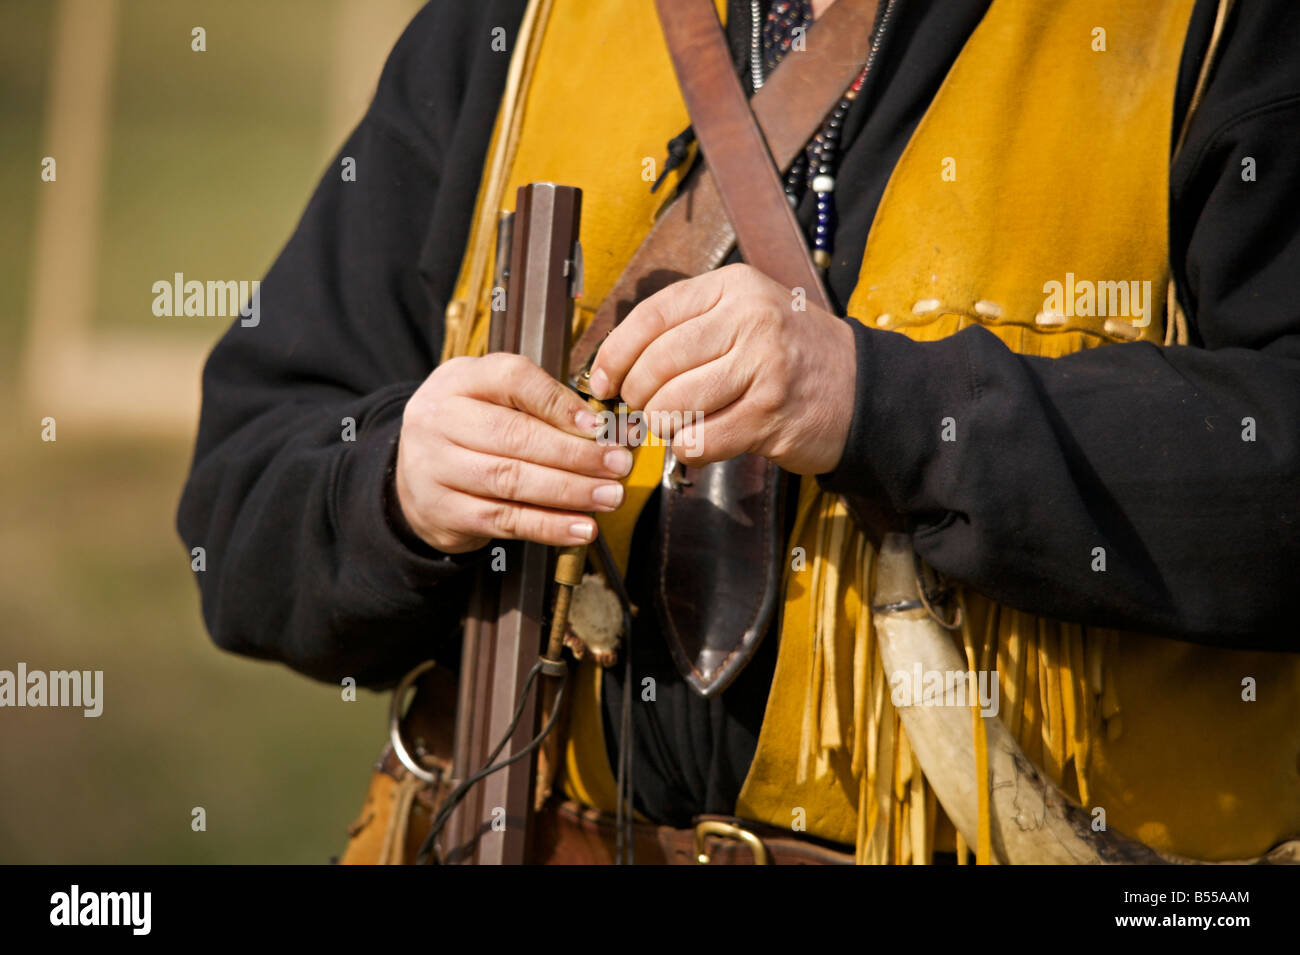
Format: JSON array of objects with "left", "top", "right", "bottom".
[{"left": 1103, "top": 317, "right": 1141, "bottom": 341}]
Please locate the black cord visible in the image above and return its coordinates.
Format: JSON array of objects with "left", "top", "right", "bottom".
[
  {"left": 650, "top": 125, "right": 696, "bottom": 194},
  {"left": 619, "top": 613, "right": 635, "bottom": 864},
  {"left": 415, "top": 660, "right": 568, "bottom": 865},
  {"left": 591, "top": 533, "right": 637, "bottom": 865},
  {"left": 615, "top": 677, "right": 625, "bottom": 863},
  {"left": 424, "top": 539, "right": 633, "bottom": 866}
]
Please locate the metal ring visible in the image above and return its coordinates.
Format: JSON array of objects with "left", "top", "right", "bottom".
[
  {"left": 912, "top": 551, "right": 964, "bottom": 632},
  {"left": 870, "top": 597, "right": 927, "bottom": 616},
  {"left": 388, "top": 660, "right": 441, "bottom": 784}
]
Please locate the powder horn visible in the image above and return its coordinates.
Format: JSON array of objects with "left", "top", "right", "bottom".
[{"left": 871, "top": 532, "right": 1299, "bottom": 866}]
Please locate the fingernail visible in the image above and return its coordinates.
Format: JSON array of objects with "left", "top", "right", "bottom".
[
  {"left": 604, "top": 447, "right": 634, "bottom": 476},
  {"left": 592, "top": 484, "right": 624, "bottom": 509},
  {"left": 589, "top": 368, "right": 610, "bottom": 399},
  {"left": 574, "top": 409, "right": 601, "bottom": 433},
  {"left": 569, "top": 521, "right": 595, "bottom": 542}
]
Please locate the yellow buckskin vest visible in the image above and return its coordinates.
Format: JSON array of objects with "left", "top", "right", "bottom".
[{"left": 442, "top": 0, "right": 1300, "bottom": 862}]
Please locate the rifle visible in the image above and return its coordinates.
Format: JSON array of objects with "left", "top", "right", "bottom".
[{"left": 428, "top": 182, "right": 584, "bottom": 865}]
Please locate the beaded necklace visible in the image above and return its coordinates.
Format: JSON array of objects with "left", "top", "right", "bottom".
[{"left": 757, "top": 0, "right": 869, "bottom": 269}]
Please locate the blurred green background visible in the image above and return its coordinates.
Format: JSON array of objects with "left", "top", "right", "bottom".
[{"left": 0, "top": 0, "right": 426, "bottom": 862}]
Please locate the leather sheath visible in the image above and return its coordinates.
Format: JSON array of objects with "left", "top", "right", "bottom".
[
  {"left": 655, "top": 448, "right": 786, "bottom": 696},
  {"left": 566, "top": 0, "right": 878, "bottom": 696}
]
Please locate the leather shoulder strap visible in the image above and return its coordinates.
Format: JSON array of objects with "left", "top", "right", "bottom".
[
  {"left": 569, "top": 0, "right": 880, "bottom": 374},
  {"left": 654, "top": 0, "right": 830, "bottom": 309}
]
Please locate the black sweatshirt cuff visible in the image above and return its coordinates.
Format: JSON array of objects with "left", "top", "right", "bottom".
[
  {"left": 380, "top": 429, "right": 487, "bottom": 567},
  {"left": 336, "top": 392, "right": 485, "bottom": 607},
  {"left": 817, "top": 319, "right": 976, "bottom": 536}
]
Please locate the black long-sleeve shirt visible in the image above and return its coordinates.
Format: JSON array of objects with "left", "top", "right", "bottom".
[{"left": 178, "top": 0, "right": 1300, "bottom": 825}]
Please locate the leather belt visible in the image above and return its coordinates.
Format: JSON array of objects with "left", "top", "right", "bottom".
[{"left": 533, "top": 800, "right": 855, "bottom": 865}]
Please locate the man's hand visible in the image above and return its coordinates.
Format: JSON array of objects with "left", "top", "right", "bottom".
[
  {"left": 396, "top": 353, "right": 634, "bottom": 554},
  {"left": 587, "top": 263, "right": 857, "bottom": 474}
]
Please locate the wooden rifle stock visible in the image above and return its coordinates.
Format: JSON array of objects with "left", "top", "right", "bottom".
[{"left": 442, "top": 183, "right": 582, "bottom": 865}]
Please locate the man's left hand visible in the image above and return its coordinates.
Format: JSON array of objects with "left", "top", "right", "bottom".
[{"left": 587, "top": 263, "right": 857, "bottom": 475}]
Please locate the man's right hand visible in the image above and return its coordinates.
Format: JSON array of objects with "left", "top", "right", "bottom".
[{"left": 395, "top": 353, "right": 633, "bottom": 554}]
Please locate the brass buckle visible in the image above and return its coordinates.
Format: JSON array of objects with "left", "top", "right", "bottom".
[{"left": 693, "top": 820, "right": 771, "bottom": 865}]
